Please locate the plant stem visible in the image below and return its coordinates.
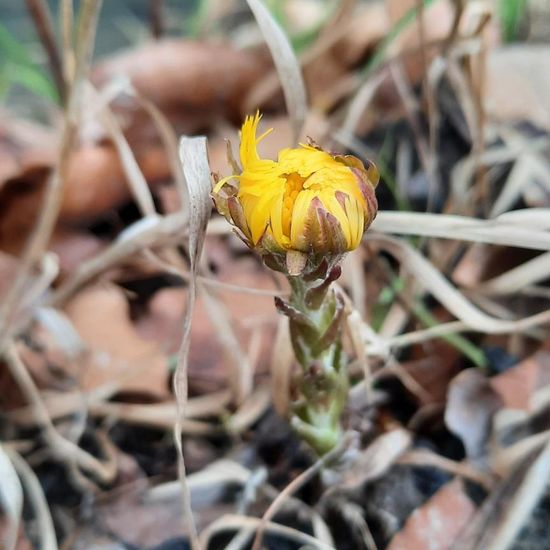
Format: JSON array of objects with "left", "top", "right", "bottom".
[{"left": 282, "top": 273, "right": 349, "bottom": 455}]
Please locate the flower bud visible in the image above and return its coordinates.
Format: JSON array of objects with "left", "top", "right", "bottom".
[{"left": 212, "top": 112, "right": 378, "bottom": 258}]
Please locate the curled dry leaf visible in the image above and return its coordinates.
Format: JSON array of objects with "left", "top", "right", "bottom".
[
  {"left": 387, "top": 478, "right": 476, "bottom": 550},
  {"left": 445, "top": 369, "right": 503, "bottom": 462},
  {"left": 341, "top": 429, "right": 413, "bottom": 487},
  {"left": 63, "top": 284, "right": 171, "bottom": 399}
]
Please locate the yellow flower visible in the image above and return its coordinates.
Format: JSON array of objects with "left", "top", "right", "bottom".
[{"left": 213, "top": 112, "right": 378, "bottom": 255}]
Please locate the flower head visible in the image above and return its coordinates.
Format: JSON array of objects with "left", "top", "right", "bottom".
[{"left": 213, "top": 112, "right": 378, "bottom": 256}]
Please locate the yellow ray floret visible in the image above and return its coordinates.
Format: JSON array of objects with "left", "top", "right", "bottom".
[{"left": 215, "top": 111, "right": 378, "bottom": 253}]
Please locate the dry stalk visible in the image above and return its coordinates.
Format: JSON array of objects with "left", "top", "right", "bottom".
[
  {"left": 0, "top": 0, "right": 102, "bottom": 351},
  {"left": 4, "top": 342, "right": 116, "bottom": 484},
  {"left": 26, "top": 0, "right": 66, "bottom": 102},
  {"left": 398, "top": 448, "right": 494, "bottom": 490}
]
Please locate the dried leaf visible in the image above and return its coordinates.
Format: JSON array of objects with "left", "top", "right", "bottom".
[
  {"left": 173, "top": 135, "right": 212, "bottom": 550},
  {"left": 64, "top": 284, "right": 170, "bottom": 398},
  {"left": 445, "top": 369, "right": 503, "bottom": 461},
  {"left": 388, "top": 478, "right": 476, "bottom": 550},
  {"left": 490, "top": 350, "right": 550, "bottom": 410},
  {"left": 92, "top": 40, "right": 265, "bottom": 126},
  {"left": 341, "top": 429, "right": 412, "bottom": 486}
]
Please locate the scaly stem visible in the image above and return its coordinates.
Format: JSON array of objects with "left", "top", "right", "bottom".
[{"left": 279, "top": 269, "right": 349, "bottom": 455}]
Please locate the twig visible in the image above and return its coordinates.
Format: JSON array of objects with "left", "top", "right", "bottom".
[{"left": 25, "top": 0, "right": 66, "bottom": 102}]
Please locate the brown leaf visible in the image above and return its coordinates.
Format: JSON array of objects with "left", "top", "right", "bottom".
[
  {"left": 60, "top": 144, "right": 169, "bottom": 222},
  {"left": 0, "top": 142, "right": 173, "bottom": 254},
  {"left": 134, "top": 244, "right": 278, "bottom": 394},
  {"left": 92, "top": 39, "right": 266, "bottom": 132},
  {"left": 64, "top": 284, "right": 170, "bottom": 399},
  {"left": 387, "top": 478, "right": 476, "bottom": 550},
  {"left": 490, "top": 349, "right": 550, "bottom": 410}
]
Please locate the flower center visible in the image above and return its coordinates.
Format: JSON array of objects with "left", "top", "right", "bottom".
[{"left": 282, "top": 172, "right": 306, "bottom": 236}]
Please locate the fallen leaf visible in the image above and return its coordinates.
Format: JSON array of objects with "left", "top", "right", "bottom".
[
  {"left": 445, "top": 368, "right": 503, "bottom": 461},
  {"left": 490, "top": 349, "right": 550, "bottom": 410},
  {"left": 341, "top": 429, "right": 412, "bottom": 487},
  {"left": 64, "top": 284, "right": 170, "bottom": 399},
  {"left": 0, "top": 143, "right": 171, "bottom": 253},
  {"left": 134, "top": 241, "right": 278, "bottom": 394},
  {"left": 92, "top": 39, "right": 267, "bottom": 132},
  {"left": 387, "top": 478, "right": 476, "bottom": 550},
  {"left": 60, "top": 144, "right": 168, "bottom": 222}
]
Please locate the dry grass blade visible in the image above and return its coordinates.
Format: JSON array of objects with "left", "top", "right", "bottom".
[
  {"left": 366, "top": 235, "right": 550, "bottom": 334},
  {"left": 173, "top": 136, "right": 212, "bottom": 550},
  {"left": 476, "top": 252, "right": 550, "bottom": 295},
  {"left": 398, "top": 449, "right": 493, "bottom": 490},
  {"left": 246, "top": 0, "right": 307, "bottom": 144},
  {"left": 340, "top": 71, "right": 387, "bottom": 138},
  {"left": 200, "top": 514, "right": 335, "bottom": 550},
  {"left": 372, "top": 210, "right": 550, "bottom": 250},
  {"left": 26, "top": 0, "right": 65, "bottom": 101},
  {"left": 7, "top": 449, "right": 58, "bottom": 550},
  {"left": 0, "top": 0, "right": 102, "bottom": 349},
  {"left": 0, "top": 444, "right": 23, "bottom": 550},
  {"left": 60, "top": 0, "right": 75, "bottom": 84},
  {"left": 229, "top": 385, "right": 272, "bottom": 434},
  {"left": 131, "top": 87, "right": 189, "bottom": 211},
  {"left": 147, "top": 460, "right": 252, "bottom": 505},
  {"left": 4, "top": 342, "right": 116, "bottom": 483},
  {"left": 490, "top": 154, "right": 549, "bottom": 218},
  {"left": 455, "top": 441, "right": 550, "bottom": 550},
  {"left": 90, "top": 84, "right": 157, "bottom": 216}
]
